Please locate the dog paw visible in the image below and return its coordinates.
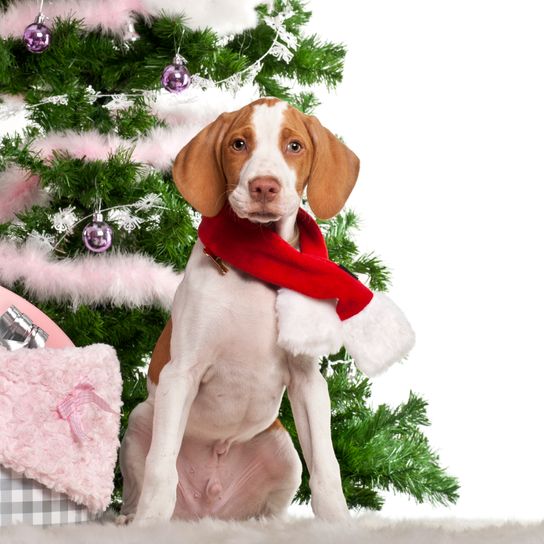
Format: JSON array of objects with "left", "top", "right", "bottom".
[
  {"left": 132, "top": 514, "right": 170, "bottom": 527},
  {"left": 115, "top": 513, "right": 135, "bottom": 526},
  {"left": 312, "top": 499, "right": 351, "bottom": 522}
]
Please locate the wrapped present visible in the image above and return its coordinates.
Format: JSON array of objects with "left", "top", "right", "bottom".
[
  {"left": 0, "top": 343, "right": 122, "bottom": 526},
  {"left": 0, "top": 465, "right": 94, "bottom": 526},
  {"left": 0, "top": 289, "right": 122, "bottom": 526},
  {"left": 0, "top": 305, "right": 48, "bottom": 350},
  {"left": 0, "top": 285, "right": 74, "bottom": 350}
]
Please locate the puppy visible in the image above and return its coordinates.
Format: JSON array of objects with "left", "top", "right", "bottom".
[{"left": 120, "top": 97, "right": 395, "bottom": 524}]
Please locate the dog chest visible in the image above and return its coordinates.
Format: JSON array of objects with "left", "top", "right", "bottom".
[{"left": 175, "top": 241, "right": 290, "bottom": 442}]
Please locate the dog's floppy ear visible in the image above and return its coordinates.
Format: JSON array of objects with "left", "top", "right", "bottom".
[
  {"left": 303, "top": 115, "right": 360, "bottom": 220},
  {"left": 172, "top": 111, "right": 236, "bottom": 217}
]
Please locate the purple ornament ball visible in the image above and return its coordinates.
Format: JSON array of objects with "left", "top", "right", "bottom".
[
  {"left": 82, "top": 213, "right": 113, "bottom": 253},
  {"left": 161, "top": 61, "right": 191, "bottom": 94},
  {"left": 23, "top": 22, "right": 52, "bottom": 54}
]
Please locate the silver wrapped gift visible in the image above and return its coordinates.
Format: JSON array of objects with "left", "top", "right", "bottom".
[{"left": 0, "top": 305, "right": 48, "bottom": 350}]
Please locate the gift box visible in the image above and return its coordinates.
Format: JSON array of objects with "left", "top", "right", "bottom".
[
  {"left": 0, "top": 465, "right": 95, "bottom": 526},
  {"left": 0, "top": 287, "right": 122, "bottom": 526},
  {"left": 0, "top": 285, "right": 74, "bottom": 350},
  {"left": 0, "top": 343, "right": 122, "bottom": 526}
]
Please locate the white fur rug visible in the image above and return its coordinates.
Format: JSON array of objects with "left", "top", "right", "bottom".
[{"left": 1, "top": 516, "right": 543, "bottom": 544}]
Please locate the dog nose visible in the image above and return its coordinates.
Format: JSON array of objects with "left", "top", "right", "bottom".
[{"left": 249, "top": 177, "right": 281, "bottom": 203}]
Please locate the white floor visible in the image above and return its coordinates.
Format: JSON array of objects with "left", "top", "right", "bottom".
[{"left": 1, "top": 515, "right": 543, "bottom": 544}]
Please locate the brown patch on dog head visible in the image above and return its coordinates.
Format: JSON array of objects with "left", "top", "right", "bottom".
[
  {"left": 278, "top": 105, "right": 315, "bottom": 195},
  {"left": 219, "top": 104, "right": 257, "bottom": 194},
  {"left": 278, "top": 104, "right": 360, "bottom": 220},
  {"left": 172, "top": 111, "right": 237, "bottom": 217},
  {"left": 302, "top": 114, "right": 360, "bottom": 219}
]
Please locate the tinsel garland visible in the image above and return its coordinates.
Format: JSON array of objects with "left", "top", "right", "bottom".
[
  {"left": 0, "top": 166, "right": 49, "bottom": 222},
  {"left": 0, "top": 239, "right": 182, "bottom": 310},
  {"left": 0, "top": 0, "right": 267, "bottom": 38},
  {"left": 0, "top": 85, "right": 258, "bottom": 220}
]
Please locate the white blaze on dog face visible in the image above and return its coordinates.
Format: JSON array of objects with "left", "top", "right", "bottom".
[{"left": 227, "top": 100, "right": 304, "bottom": 223}]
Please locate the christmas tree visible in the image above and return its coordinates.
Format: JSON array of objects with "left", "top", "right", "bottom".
[{"left": 0, "top": 0, "right": 459, "bottom": 511}]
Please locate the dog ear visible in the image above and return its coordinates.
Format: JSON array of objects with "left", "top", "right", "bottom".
[
  {"left": 172, "top": 112, "right": 236, "bottom": 217},
  {"left": 303, "top": 115, "right": 360, "bottom": 220}
]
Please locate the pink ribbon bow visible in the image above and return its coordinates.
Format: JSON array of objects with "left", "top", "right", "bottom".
[{"left": 57, "top": 383, "right": 117, "bottom": 443}]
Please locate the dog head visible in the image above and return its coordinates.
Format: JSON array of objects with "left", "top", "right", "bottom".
[{"left": 172, "top": 97, "right": 360, "bottom": 221}]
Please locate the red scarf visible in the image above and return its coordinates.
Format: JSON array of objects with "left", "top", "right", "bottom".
[{"left": 198, "top": 205, "right": 374, "bottom": 321}]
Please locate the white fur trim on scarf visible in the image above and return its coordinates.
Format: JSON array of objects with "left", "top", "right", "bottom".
[
  {"left": 342, "top": 292, "right": 416, "bottom": 377},
  {"left": 0, "top": 240, "right": 182, "bottom": 310},
  {"left": 276, "top": 288, "right": 343, "bottom": 358},
  {"left": 0, "top": 0, "right": 265, "bottom": 39},
  {"left": 275, "top": 290, "right": 415, "bottom": 376}
]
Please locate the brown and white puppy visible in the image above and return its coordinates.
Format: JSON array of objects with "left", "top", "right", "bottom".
[{"left": 119, "top": 98, "right": 359, "bottom": 525}]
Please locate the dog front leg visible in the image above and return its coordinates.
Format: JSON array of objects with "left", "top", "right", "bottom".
[
  {"left": 134, "top": 361, "right": 200, "bottom": 525},
  {"left": 287, "top": 355, "right": 350, "bottom": 521}
]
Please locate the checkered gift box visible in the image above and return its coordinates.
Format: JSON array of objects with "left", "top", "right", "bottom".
[
  {"left": 0, "top": 344, "right": 122, "bottom": 526},
  {"left": 0, "top": 466, "right": 98, "bottom": 526}
]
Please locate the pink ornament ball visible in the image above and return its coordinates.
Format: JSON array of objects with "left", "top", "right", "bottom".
[
  {"left": 82, "top": 213, "right": 113, "bottom": 253},
  {"left": 23, "top": 22, "right": 52, "bottom": 54},
  {"left": 161, "top": 58, "right": 191, "bottom": 94}
]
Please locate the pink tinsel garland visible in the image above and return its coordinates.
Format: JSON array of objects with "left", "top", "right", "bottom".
[
  {"left": 0, "top": 0, "right": 264, "bottom": 38},
  {"left": 0, "top": 166, "right": 50, "bottom": 223},
  {"left": 0, "top": 86, "right": 258, "bottom": 221},
  {"left": 0, "top": 240, "right": 183, "bottom": 309}
]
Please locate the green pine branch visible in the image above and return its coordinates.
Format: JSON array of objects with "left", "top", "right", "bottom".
[
  {"left": 281, "top": 362, "right": 460, "bottom": 510},
  {"left": 321, "top": 210, "right": 391, "bottom": 291}
]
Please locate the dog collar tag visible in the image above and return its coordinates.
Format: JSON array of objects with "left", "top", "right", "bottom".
[{"left": 203, "top": 248, "right": 229, "bottom": 275}]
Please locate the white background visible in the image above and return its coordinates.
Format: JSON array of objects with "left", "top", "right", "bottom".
[{"left": 306, "top": 0, "right": 544, "bottom": 520}]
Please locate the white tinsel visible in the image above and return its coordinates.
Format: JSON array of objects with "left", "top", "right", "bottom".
[
  {"left": 0, "top": 103, "right": 21, "bottom": 121},
  {"left": 263, "top": 2, "right": 298, "bottom": 51},
  {"left": 270, "top": 42, "right": 294, "bottom": 63},
  {"left": 51, "top": 206, "right": 78, "bottom": 233},
  {"left": 134, "top": 193, "right": 163, "bottom": 211},
  {"left": 42, "top": 95, "right": 69, "bottom": 106},
  {"left": 5, "top": 218, "right": 26, "bottom": 242},
  {"left": 107, "top": 207, "right": 144, "bottom": 232},
  {"left": 225, "top": 73, "right": 243, "bottom": 94},
  {"left": 216, "top": 34, "right": 234, "bottom": 48},
  {"left": 190, "top": 75, "right": 216, "bottom": 92},
  {"left": 0, "top": 3, "right": 297, "bottom": 125},
  {"left": 187, "top": 207, "right": 202, "bottom": 229},
  {"left": 146, "top": 213, "right": 162, "bottom": 229},
  {"left": 85, "top": 86, "right": 99, "bottom": 104},
  {"left": 28, "top": 230, "right": 56, "bottom": 250},
  {"left": 104, "top": 95, "right": 134, "bottom": 112}
]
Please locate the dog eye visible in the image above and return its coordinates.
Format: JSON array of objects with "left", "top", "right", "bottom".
[
  {"left": 232, "top": 139, "right": 246, "bottom": 151},
  {"left": 287, "top": 141, "right": 303, "bottom": 153}
]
